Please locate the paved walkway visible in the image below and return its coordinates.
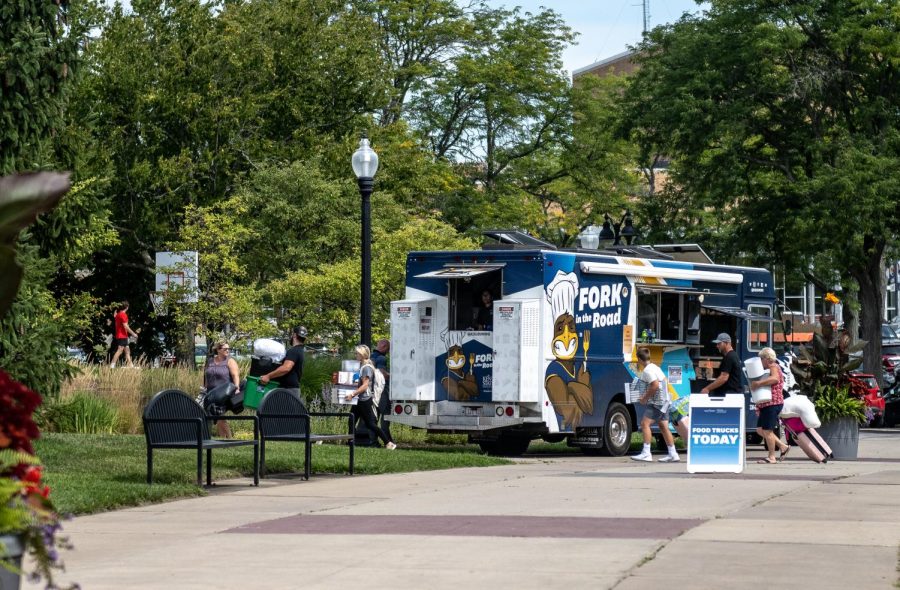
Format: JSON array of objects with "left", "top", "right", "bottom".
[{"left": 30, "top": 430, "right": 900, "bottom": 589}]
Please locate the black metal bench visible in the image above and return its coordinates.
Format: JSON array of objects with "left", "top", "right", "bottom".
[
  {"left": 143, "top": 389, "right": 259, "bottom": 486},
  {"left": 256, "top": 388, "right": 355, "bottom": 479}
]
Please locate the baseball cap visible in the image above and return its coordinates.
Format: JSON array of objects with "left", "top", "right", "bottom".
[
  {"left": 293, "top": 326, "right": 308, "bottom": 339},
  {"left": 712, "top": 333, "right": 732, "bottom": 344}
]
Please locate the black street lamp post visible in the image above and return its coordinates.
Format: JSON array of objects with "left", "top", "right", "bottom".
[
  {"left": 352, "top": 135, "right": 379, "bottom": 347},
  {"left": 598, "top": 210, "right": 637, "bottom": 247}
]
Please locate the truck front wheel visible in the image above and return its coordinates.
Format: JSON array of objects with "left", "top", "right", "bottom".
[{"left": 602, "top": 402, "right": 632, "bottom": 456}]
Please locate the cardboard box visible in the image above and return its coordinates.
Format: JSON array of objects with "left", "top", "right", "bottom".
[{"left": 331, "top": 384, "right": 358, "bottom": 405}]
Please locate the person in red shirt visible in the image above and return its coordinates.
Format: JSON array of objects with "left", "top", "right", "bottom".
[{"left": 110, "top": 301, "right": 139, "bottom": 368}]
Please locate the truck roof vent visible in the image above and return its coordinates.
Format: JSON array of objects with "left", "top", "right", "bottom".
[{"left": 482, "top": 229, "right": 557, "bottom": 250}]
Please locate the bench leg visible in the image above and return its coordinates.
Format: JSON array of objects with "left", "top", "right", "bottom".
[
  {"left": 304, "top": 439, "right": 311, "bottom": 481},
  {"left": 349, "top": 439, "right": 354, "bottom": 476},
  {"left": 196, "top": 445, "right": 203, "bottom": 487},
  {"left": 206, "top": 448, "right": 213, "bottom": 486},
  {"left": 147, "top": 447, "right": 153, "bottom": 484},
  {"left": 253, "top": 443, "right": 259, "bottom": 486},
  {"left": 260, "top": 438, "right": 267, "bottom": 478}
]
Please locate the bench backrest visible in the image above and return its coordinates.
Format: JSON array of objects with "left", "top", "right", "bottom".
[
  {"left": 143, "top": 389, "right": 211, "bottom": 443},
  {"left": 257, "top": 388, "right": 309, "bottom": 437}
]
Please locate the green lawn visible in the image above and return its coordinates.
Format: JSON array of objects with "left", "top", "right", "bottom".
[{"left": 35, "top": 433, "right": 511, "bottom": 515}]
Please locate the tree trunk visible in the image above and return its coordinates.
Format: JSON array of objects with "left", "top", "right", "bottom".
[{"left": 850, "top": 241, "right": 885, "bottom": 387}]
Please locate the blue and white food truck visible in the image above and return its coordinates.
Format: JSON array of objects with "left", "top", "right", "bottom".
[{"left": 388, "top": 232, "right": 777, "bottom": 455}]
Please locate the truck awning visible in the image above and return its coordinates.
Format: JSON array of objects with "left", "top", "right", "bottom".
[
  {"left": 579, "top": 261, "right": 743, "bottom": 284},
  {"left": 702, "top": 305, "right": 777, "bottom": 322},
  {"left": 415, "top": 264, "right": 505, "bottom": 279}
]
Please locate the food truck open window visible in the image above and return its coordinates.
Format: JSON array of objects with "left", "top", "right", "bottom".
[
  {"left": 636, "top": 290, "right": 704, "bottom": 343},
  {"left": 415, "top": 265, "right": 504, "bottom": 331}
]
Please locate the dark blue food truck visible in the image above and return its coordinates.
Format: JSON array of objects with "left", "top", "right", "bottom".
[{"left": 388, "top": 232, "right": 776, "bottom": 455}]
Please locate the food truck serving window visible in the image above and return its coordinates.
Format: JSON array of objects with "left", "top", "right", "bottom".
[
  {"left": 747, "top": 304, "right": 773, "bottom": 351},
  {"left": 636, "top": 290, "right": 703, "bottom": 343},
  {"left": 415, "top": 265, "right": 504, "bottom": 331}
]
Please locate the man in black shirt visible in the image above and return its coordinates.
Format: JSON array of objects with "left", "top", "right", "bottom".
[
  {"left": 260, "top": 326, "right": 306, "bottom": 391},
  {"left": 700, "top": 332, "right": 744, "bottom": 394}
]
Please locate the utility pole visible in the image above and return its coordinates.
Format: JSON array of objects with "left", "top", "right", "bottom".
[{"left": 642, "top": 0, "right": 651, "bottom": 33}]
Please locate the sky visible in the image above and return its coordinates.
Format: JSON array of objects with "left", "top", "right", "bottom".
[{"left": 484, "top": 0, "right": 709, "bottom": 75}]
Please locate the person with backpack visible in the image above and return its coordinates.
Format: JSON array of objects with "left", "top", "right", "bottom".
[
  {"left": 370, "top": 338, "right": 394, "bottom": 445},
  {"left": 344, "top": 344, "right": 396, "bottom": 450}
]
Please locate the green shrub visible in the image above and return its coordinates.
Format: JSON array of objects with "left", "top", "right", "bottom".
[
  {"left": 300, "top": 355, "right": 341, "bottom": 406},
  {"left": 41, "top": 392, "right": 121, "bottom": 434},
  {"left": 813, "top": 383, "right": 867, "bottom": 424}
]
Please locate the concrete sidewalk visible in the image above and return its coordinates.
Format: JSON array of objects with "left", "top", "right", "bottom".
[{"left": 31, "top": 430, "right": 900, "bottom": 589}]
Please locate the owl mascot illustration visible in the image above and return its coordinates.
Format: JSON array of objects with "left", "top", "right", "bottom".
[
  {"left": 441, "top": 330, "right": 479, "bottom": 401},
  {"left": 544, "top": 271, "right": 594, "bottom": 429}
]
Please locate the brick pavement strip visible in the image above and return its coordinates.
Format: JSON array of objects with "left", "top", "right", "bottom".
[{"left": 224, "top": 514, "right": 705, "bottom": 539}]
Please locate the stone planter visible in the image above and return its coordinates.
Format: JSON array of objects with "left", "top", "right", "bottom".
[
  {"left": 817, "top": 416, "right": 860, "bottom": 460},
  {"left": 0, "top": 534, "right": 23, "bottom": 590}
]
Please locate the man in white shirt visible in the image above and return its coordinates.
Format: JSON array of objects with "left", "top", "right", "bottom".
[{"left": 631, "top": 347, "right": 680, "bottom": 462}]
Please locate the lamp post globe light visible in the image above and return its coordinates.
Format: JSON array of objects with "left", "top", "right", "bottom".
[
  {"left": 352, "top": 134, "right": 379, "bottom": 348},
  {"left": 598, "top": 210, "right": 637, "bottom": 248}
]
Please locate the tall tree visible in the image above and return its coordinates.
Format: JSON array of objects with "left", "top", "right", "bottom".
[
  {"left": 621, "top": 0, "right": 900, "bottom": 381},
  {"left": 0, "top": 0, "right": 110, "bottom": 393}
]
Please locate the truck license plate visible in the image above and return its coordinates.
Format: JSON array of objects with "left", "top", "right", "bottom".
[{"left": 462, "top": 406, "right": 480, "bottom": 417}]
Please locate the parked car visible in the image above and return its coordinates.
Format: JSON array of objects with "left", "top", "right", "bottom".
[
  {"left": 883, "top": 381, "right": 900, "bottom": 427},
  {"left": 306, "top": 342, "right": 338, "bottom": 356},
  {"left": 882, "top": 353, "right": 900, "bottom": 389},
  {"left": 882, "top": 324, "right": 900, "bottom": 354},
  {"left": 847, "top": 372, "right": 885, "bottom": 427}
]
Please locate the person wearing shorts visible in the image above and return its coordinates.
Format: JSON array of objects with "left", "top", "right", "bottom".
[
  {"left": 749, "top": 347, "right": 790, "bottom": 464},
  {"left": 110, "top": 301, "right": 138, "bottom": 368},
  {"left": 631, "top": 347, "right": 679, "bottom": 463},
  {"left": 668, "top": 395, "right": 690, "bottom": 442}
]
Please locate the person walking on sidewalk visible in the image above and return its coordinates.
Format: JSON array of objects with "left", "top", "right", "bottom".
[
  {"left": 370, "top": 338, "right": 394, "bottom": 445},
  {"left": 344, "top": 344, "right": 396, "bottom": 450},
  {"left": 631, "top": 347, "right": 679, "bottom": 463},
  {"left": 700, "top": 333, "right": 743, "bottom": 394},
  {"left": 750, "top": 347, "right": 790, "bottom": 464}
]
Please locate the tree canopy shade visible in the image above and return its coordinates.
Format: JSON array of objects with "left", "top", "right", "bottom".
[{"left": 620, "top": 0, "right": 900, "bottom": 381}]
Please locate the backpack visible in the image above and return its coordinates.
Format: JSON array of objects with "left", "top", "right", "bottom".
[{"left": 372, "top": 367, "right": 386, "bottom": 406}]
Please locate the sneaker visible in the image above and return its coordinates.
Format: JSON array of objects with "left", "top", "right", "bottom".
[
  {"left": 385, "top": 442, "right": 397, "bottom": 450},
  {"left": 630, "top": 452, "right": 652, "bottom": 462},
  {"left": 658, "top": 454, "right": 680, "bottom": 463}
]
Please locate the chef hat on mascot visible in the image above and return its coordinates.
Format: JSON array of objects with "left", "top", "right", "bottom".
[
  {"left": 546, "top": 271, "right": 579, "bottom": 319},
  {"left": 440, "top": 328, "right": 464, "bottom": 350}
]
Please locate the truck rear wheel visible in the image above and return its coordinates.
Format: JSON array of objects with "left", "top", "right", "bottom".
[{"left": 601, "top": 402, "right": 632, "bottom": 456}]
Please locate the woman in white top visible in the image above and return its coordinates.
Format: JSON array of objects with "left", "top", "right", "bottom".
[{"left": 631, "top": 347, "right": 679, "bottom": 463}]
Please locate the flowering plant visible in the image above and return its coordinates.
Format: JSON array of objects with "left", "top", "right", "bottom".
[{"left": 0, "top": 370, "right": 74, "bottom": 588}]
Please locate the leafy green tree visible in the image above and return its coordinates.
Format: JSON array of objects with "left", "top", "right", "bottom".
[
  {"left": 0, "top": 1, "right": 110, "bottom": 393},
  {"left": 621, "top": 0, "right": 900, "bottom": 380},
  {"left": 270, "top": 218, "right": 474, "bottom": 345}
]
